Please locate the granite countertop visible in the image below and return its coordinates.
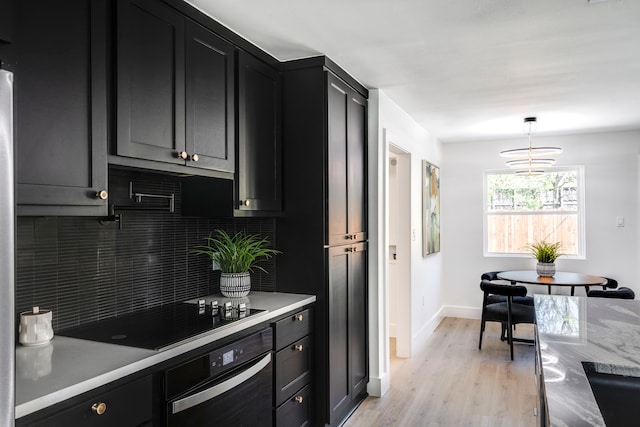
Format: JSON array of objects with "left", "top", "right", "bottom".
[
  {"left": 15, "top": 291, "right": 315, "bottom": 419},
  {"left": 534, "top": 294, "right": 640, "bottom": 426}
]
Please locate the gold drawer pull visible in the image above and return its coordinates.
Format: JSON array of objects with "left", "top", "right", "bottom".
[
  {"left": 294, "top": 395, "right": 303, "bottom": 404},
  {"left": 295, "top": 314, "right": 303, "bottom": 321},
  {"left": 91, "top": 402, "right": 107, "bottom": 415},
  {"left": 177, "top": 151, "right": 188, "bottom": 159},
  {"left": 295, "top": 344, "right": 304, "bottom": 352},
  {"left": 95, "top": 190, "right": 109, "bottom": 200}
]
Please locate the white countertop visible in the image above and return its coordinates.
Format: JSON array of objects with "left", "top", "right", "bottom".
[
  {"left": 534, "top": 294, "right": 640, "bottom": 426},
  {"left": 15, "top": 291, "right": 315, "bottom": 419}
]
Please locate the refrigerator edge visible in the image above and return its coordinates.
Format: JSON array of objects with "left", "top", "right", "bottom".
[{"left": 0, "top": 68, "right": 16, "bottom": 426}]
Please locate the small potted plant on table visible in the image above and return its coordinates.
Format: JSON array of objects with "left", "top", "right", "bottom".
[
  {"left": 193, "top": 230, "right": 281, "bottom": 297},
  {"left": 528, "top": 241, "right": 562, "bottom": 277}
]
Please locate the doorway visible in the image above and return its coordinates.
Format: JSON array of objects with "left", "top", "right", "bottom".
[{"left": 387, "top": 144, "right": 411, "bottom": 360}]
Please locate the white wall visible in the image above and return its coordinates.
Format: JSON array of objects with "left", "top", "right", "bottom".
[
  {"left": 441, "top": 131, "right": 640, "bottom": 317},
  {"left": 368, "top": 89, "right": 444, "bottom": 396}
]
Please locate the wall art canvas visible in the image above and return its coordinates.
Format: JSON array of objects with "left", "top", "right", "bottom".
[{"left": 423, "top": 160, "right": 440, "bottom": 256}]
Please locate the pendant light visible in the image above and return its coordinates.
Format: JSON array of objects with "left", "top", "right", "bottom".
[{"left": 500, "top": 117, "right": 562, "bottom": 175}]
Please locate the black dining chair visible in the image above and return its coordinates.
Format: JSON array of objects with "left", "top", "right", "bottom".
[
  {"left": 480, "top": 271, "right": 534, "bottom": 306},
  {"left": 478, "top": 280, "right": 535, "bottom": 360},
  {"left": 574, "top": 276, "right": 617, "bottom": 296},
  {"left": 601, "top": 277, "right": 618, "bottom": 290},
  {"left": 587, "top": 287, "right": 635, "bottom": 299}
]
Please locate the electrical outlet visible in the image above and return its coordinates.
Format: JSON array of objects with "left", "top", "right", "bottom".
[{"left": 616, "top": 216, "right": 625, "bottom": 227}]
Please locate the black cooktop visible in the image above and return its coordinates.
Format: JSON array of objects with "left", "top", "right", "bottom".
[{"left": 57, "top": 302, "right": 265, "bottom": 350}]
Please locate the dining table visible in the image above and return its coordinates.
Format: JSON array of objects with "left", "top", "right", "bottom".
[{"left": 497, "top": 270, "right": 607, "bottom": 296}]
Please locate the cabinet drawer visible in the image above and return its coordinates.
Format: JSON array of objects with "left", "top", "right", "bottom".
[
  {"left": 274, "top": 308, "right": 312, "bottom": 350},
  {"left": 275, "top": 384, "right": 312, "bottom": 427},
  {"left": 275, "top": 335, "right": 312, "bottom": 406},
  {"left": 30, "top": 376, "right": 152, "bottom": 427}
]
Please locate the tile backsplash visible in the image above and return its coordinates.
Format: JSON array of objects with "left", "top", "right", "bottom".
[{"left": 15, "top": 171, "right": 277, "bottom": 331}]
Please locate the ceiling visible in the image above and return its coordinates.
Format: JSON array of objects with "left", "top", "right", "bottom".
[{"left": 187, "top": 0, "right": 640, "bottom": 142}]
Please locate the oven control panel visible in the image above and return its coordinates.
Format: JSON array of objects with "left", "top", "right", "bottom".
[{"left": 208, "top": 328, "right": 272, "bottom": 378}]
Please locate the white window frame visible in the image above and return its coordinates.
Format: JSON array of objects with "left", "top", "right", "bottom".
[{"left": 483, "top": 166, "right": 586, "bottom": 259}]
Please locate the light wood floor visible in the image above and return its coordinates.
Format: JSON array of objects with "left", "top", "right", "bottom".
[{"left": 344, "top": 317, "right": 538, "bottom": 427}]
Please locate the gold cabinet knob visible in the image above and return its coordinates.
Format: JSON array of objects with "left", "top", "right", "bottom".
[
  {"left": 295, "top": 344, "right": 304, "bottom": 352},
  {"left": 91, "top": 402, "right": 107, "bottom": 415},
  {"left": 295, "top": 314, "right": 303, "bottom": 321},
  {"left": 177, "top": 151, "right": 188, "bottom": 159},
  {"left": 95, "top": 190, "right": 108, "bottom": 200},
  {"left": 189, "top": 153, "right": 199, "bottom": 162},
  {"left": 294, "top": 395, "right": 303, "bottom": 404},
  {"left": 241, "top": 200, "right": 250, "bottom": 207}
]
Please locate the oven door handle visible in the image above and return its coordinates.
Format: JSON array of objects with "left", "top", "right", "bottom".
[{"left": 172, "top": 352, "right": 271, "bottom": 414}]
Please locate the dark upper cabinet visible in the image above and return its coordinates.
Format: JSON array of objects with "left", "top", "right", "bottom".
[
  {"left": 116, "top": 0, "right": 185, "bottom": 166},
  {"left": 327, "top": 242, "right": 368, "bottom": 426},
  {"left": 326, "top": 73, "right": 367, "bottom": 246},
  {"left": 14, "top": 0, "right": 108, "bottom": 216},
  {"left": 0, "top": 0, "right": 13, "bottom": 43},
  {"left": 115, "top": 0, "right": 234, "bottom": 174},
  {"left": 185, "top": 21, "right": 235, "bottom": 172},
  {"left": 236, "top": 51, "right": 282, "bottom": 214}
]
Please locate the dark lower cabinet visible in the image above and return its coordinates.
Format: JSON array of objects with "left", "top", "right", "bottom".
[
  {"left": 18, "top": 375, "right": 153, "bottom": 427},
  {"left": 236, "top": 51, "right": 282, "bottom": 214},
  {"left": 327, "top": 243, "right": 368, "bottom": 425},
  {"left": 115, "top": 0, "right": 235, "bottom": 175},
  {"left": 275, "top": 384, "right": 312, "bottom": 427},
  {"left": 273, "top": 308, "right": 314, "bottom": 426},
  {"left": 14, "top": 0, "right": 108, "bottom": 216}
]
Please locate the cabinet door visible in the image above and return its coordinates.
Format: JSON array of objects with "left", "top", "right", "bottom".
[
  {"left": 237, "top": 51, "right": 282, "bottom": 212},
  {"left": 27, "top": 376, "right": 152, "bottom": 427},
  {"left": 116, "top": 0, "right": 185, "bottom": 165},
  {"left": 327, "top": 242, "right": 368, "bottom": 425},
  {"left": 326, "top": 73, "right": 367, "bottom": 245},
  {"left": 185, "top": 21, "right": 235, "bottom": 173},
  {"left": 347, "top": 91, "right": 367, "bottom": 242},
  {"left": 15, "top": 0, "right": 108, "bottom": 216}
]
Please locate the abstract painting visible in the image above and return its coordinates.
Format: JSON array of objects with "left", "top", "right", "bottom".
[{"left": 423, "top": 160, "right": 440, "bottom": 256}]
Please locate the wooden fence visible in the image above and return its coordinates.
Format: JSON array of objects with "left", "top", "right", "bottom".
[{"left": 487, "top": 213, "right": 578, "bottom": 254}]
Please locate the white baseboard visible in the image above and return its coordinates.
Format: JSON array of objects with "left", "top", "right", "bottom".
[
  {"left": 441, "top": 305, "right": 482, "bottom": 320},
  {"left": 367, "top": 371, "right": 390, "bottom": 397},
  {"left": 411, "top": 306, "right": 445, "bottom": 358}
]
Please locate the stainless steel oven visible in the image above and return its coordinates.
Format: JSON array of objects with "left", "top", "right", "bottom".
[{"left": 165, "top": 327, "right": 273, "bottom": 426}]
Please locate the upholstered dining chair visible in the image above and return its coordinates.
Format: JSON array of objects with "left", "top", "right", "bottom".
[
  {"left": 601, "top": 277, "right": 618, "bottom": 290},
  {"left": 575, "top": 276, "right": 618, "bottom": 296},
  {"left": 480, "top": 271, "right": 534, "bottom": 306},
  {"left": 478, "top": 280, "right": 535, "bottom": 360},
  {"left": 587, "top": 287, "right": 635, "bottom": 299}
]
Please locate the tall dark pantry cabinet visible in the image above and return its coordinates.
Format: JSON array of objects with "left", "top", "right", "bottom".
[{"left": 277, "top": 57, "right": 368, "bottom": 427}]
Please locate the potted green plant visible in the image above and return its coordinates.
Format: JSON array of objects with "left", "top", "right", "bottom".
[
  {"left": 528, "top": 241, "right": 562, "bottom": 277},
  {"left": 193, "top": 230, "right": 281, "bottom": 297}
]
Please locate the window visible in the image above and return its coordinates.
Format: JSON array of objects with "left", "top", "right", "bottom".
[{"left": 484, "top": 167, "right": 584, "bottom": 258}]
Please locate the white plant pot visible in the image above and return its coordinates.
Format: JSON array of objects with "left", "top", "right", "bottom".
[
  {"left": 220, "top": 272, "right": 251, "bottom": 297},
  {"left": 536, "top": 262, "right": 556, "bottom": 278}
]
